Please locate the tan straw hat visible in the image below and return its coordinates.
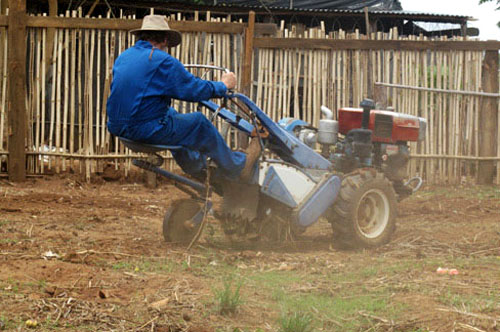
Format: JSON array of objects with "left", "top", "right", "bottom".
[{"left": 130, "top": 14, "right": 182, "bottom": 47}]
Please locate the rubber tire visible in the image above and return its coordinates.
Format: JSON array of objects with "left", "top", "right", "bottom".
[
  {"left": 330, "top": 169, "right": 397, "bottom": 249},
  {"left": 163, "top": 199, "right": 202, "bottom": 244}
]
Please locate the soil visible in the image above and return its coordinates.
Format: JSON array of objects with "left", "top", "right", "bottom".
[{"left": 0, "top": 173, "right": 499, "bottom": 331}]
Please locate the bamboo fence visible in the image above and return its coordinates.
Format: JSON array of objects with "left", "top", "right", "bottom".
[
  {"left": 4, "top": 10, "right": 243, "bottom": 180},
  {"left": 0, "top": 10, "right": 499, "bottom": 184},
  {"left": 251, "top": 27, "right": 499, "bottom": 185},
  {"left": 0, "top": 10, "right": 6, "bottom": 162}
]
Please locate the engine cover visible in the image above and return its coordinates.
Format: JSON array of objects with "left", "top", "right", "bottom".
[{"left": 338, "top": 108, "right": 426, "bottom": 143}]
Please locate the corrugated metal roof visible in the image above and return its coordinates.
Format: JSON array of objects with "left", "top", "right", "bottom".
[
  {"left": 208, "top": 3, "right": 470, "bottom": 20},
  {"left": 215, "top": 0, "right": 401, "bottom": 11}
]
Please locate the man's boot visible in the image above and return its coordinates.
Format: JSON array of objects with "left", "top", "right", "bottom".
[{"left": 240, "top": 137, "right": 262, "bottom": 182}]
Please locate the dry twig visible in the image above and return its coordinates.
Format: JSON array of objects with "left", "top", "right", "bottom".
[
  {"left": 458, "top": 322, "right": 487, "bottom": 332},
  {"left": 437, "top": 308, "right": 499, "bottom": 322}
]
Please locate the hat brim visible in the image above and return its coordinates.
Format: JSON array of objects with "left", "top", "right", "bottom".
[{"left": 130, "top": 29, "right": 182, "bottom": 48}]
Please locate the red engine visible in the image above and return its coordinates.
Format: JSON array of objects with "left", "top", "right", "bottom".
[{"left": 338, "top": 108, "right": 426, "bottom": 144}]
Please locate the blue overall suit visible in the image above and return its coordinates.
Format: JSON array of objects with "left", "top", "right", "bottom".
[{"left": 106, "top": 40, "right": 246, "bottom": 179}]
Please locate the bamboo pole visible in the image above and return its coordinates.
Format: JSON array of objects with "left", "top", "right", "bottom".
[
  {"left": 0, "top": 17, "right": 6, "bottom": 154},
  {"left": 335, "top": 37, "right": 341, "bottom": 112},
  {"left": 95, "top": 16, "right": 102, "bottom": 159},
  {"left": 101, "top": 10, "right": 114, "bottom": 160},
  {"left": 77, "top": 8, "right": 83, "bottom": 173},
  {"left": 276, "top": 45, "right": 283, "bottom": 121},
  {"left": 86, "top": 27, "right": 96, "bottom": 180},
  {"left": 447, "top": 47, "right": 454, "bottom": 182},
  {"left": 34, "top": 27, "right": 42, "bottom": 172},
  {"left": 342, "top": 30, "right": 348, "bottom": 111},
  {"left": 262, "top": 48, "right": 270, "bottom": 115},
  {"left": 465, "top": 51, "right": 473, "bottom": 179},
  {"left": 281, "top": 28, "right": 288, "bottom": 118},
  {"left": 114, "top": 11, "right": 122, "bottom": 173},
  {"left": 39, "top": 24, "right": 47, "bottom": 173},
  {"left": 312, "top": 29, "right": 319, "bottom": 126},
  {"left": 374, "top": 82, "right": 500, "bottom": 97},
  {"left": 306, "top": 31, "right": 313, "bottom": 124},
  {"left": 407, "top": 35, "right": 415, "bottom": 177},
  {"left": 271, "top": 47, "right": 279, "bottom": 121},
  {"left": 443, "top": 38, "right": 450, "bottom": 182},
  {"left": 27, "top": 27, "right": 34, "bottom": 173},
  {"left": 69, "top": 10, "right": 77, "bottom": 171},
  {"left": 255, "top": 49, "right": 263, "bottom": 110},
  {"left": 62, "top": 12, "right": 70, "bottom": 171},
  {"left": 48, "top": 28, "right": 58, "bottom": 170},
  {"left": 436, "top": 42, "right": 443, "bottom": 181},
  {"left": 454, "top": 44, "right": 464, "bottom": 181},
  {"left": 422, "top": 46, "right": 430, "bottom": 181}
]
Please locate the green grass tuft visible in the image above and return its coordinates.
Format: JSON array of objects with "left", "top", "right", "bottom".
[
  {"left": 213, "top": 276, "right": 243, "bottom": 316},
  {"left": 279, "top": 311, "right": 313, "bottom": 332}
]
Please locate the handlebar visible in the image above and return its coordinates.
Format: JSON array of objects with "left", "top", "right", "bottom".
[{"left": 184, "top": 64, "right": 230, "bottom": 73}]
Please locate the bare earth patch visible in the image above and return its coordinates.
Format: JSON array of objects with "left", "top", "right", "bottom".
[{"left": 0, "top": 175, "right": 499, "bottom": 331}]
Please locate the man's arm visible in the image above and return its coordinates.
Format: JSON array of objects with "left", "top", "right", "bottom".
[{"left": 161, "top": 57, "right": 236, "bottom": 101}]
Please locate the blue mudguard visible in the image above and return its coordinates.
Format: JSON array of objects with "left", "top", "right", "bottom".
[{"left": 293, "top": 175, "right": 341, "bottom": 227}]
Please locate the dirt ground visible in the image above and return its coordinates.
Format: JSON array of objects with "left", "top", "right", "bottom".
[{"left": 0, "top": 173, "right": 499, "bottom": 332}]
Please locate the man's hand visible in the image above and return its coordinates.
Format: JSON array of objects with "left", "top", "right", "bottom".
[{"left": 221, "top": 72, "right": 237, "bottom": 90}]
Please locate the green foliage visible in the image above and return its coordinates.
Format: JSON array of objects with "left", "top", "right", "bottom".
[
  {"left": 278, "top": 311, "right": 313, "bottom": 332},
  {"left": 111, "top": 259, "right": 175, "bottom": 273},
  {"left": 213, "top": 276, "right": 243, "bottom": 315},
  {"left": 0, "top": 316, "right": 19, "bottom": 330},
  {"left": 479, "top": 0, "right": 499, "bottom": 6}
]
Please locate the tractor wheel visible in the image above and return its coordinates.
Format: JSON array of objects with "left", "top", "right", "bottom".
[
  {"left": 163, "top": 199, "right": 202, "bottom": 244},
  {"left": 329, "top": 169, "right": 397, "bottom": 249}
]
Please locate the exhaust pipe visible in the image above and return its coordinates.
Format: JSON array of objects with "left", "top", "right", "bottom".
[{"left": 360, "top": 99, "right": 375, "bottom": 129}]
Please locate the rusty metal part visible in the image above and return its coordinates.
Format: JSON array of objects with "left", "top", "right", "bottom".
[{"left": 221, "top": 182, "right": 260, "bottom": 223}]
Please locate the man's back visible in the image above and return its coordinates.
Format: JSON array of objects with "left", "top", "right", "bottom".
[{"left": 106, "top": 40, "right": 226, "bottom": 142}]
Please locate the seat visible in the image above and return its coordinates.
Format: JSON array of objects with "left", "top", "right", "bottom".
[{"left": 118, "top": 137, "right": 183, "bottom": 153}]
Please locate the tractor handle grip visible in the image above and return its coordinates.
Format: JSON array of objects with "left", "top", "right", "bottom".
[{"left": 404, "top": 176, "right": 423, "bottom": 193}]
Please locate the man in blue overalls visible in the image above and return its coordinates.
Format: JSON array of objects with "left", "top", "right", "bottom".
[{"left": 106, "top": 15, "right": 260, "bottom": 181}]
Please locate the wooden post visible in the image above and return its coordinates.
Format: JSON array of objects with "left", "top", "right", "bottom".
[
  {"left": 477, "top": 50, "right": 499, "bottom": 184},
  {"left": 364, "top": 7, "right": 370, "bottom": 36},
  {"left": 242, "top": 11, "right": 255, "bottom": 98},
  {"left": 460, "top": 22, "right": 467, "bottom": 37},
  {"left": 0, "top": 1, "right": 7, "bottom": 14},
  {"left": 239, "top": 11, "right": 255, "bottom": 149},
  {"left": 45, "top": 0, "right": 57, "bottom": 71},
  {"left": 7, "top": 0, "right": 27, "bottom": 181}
]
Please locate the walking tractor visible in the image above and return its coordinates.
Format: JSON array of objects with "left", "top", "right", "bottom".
[{"left": 120, "top": 65, "right": 427, "bottom": 248}]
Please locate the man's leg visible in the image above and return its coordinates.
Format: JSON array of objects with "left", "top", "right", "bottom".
[
  {"left": 152, "top": 112, "right": 247, "bottom": 179},
  {"left": 170, "top": 148, "right": 206, "bottom": 179}
]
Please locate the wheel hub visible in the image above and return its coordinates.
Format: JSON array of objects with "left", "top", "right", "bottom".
[{"left": 356, "top": 189, "right": 390, "bottom": 239}]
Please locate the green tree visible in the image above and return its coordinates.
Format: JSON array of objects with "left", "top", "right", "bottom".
[{"left": 479, "top": 0, "right": 500, "bottom": 28}]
